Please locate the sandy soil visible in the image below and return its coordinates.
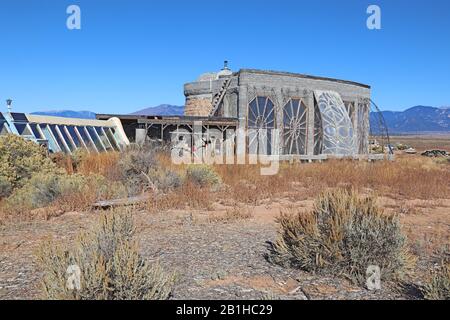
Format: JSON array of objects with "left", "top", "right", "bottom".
[{"left": 1, "top": 196, "right": 448, "bottom": 300}]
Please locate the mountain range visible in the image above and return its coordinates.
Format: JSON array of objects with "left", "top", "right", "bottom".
[
  {"left": 32, "top": 105, "right": 450, "bottom": 134},
  {"left": 371, "top": 106, "right": 450, "bottom": 134},
  {"left": 130, "top": 104, "right": 184, "bottom": 116},
  {"left": 31, "top": 110, "right": 96, "bottom": 119}
]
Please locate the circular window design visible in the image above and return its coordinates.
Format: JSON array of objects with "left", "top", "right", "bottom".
[
  {"left": 282, "top": 99, "right": 307, "bottom": 155},
  {"left": 248, "top": 96, "right": 275, "bottom": 155}
]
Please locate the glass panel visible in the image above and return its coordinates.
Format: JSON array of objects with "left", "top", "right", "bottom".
[
  {"left": 87, "top": 126, "right": 105, "bottom": 151},
  {"left": 77, "top": 127, "right": 97, "bottom": 151},
  {"left": 0, "top": 123, "right": 9, "bottom": 135},
  {"left": 95, "top": 127, "right": 113, "bottom": 151},
  {"left": 58, "top": 126, "right": 75, "bottom": 151},
  {"left": 49, "top": 125, "right": 69, "bottom": 153},
  {"left": 105, "top": 128, "right": 120, "bottom": 151},
  {"left": 29, "top": 124, "right": 42, "bottom": 139},
  {"left": 66, "top": 126, "right": 83, "bottom": 148},
  {"left": 40, "top": 125, "right": 61, "bottom": 152}
]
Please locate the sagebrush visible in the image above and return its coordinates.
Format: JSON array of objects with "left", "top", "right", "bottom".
[
  {"left": 422, "top": 251, "right": 450, "bottom": 300},
  {"left": 0, "top": 134, "right": 61, "bottom": 198},
  {"left": 186, "top": 164, "right": 221, "bottom": 187},
  {"left": 267, "top": 189, "right": 411, "bottom": 285},
  {"left": 37, "top": 209, "right": 176, "bottom": 300}
]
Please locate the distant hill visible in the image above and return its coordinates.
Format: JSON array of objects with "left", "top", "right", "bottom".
[
  {"left": 371, "top": 105, "right": 450, "bottom": 134},
  {"left": 31, "top": 110, "right": 96, "bottom": 119},
  {"left": 31, "top": 104, "right": 449, "bottom": 134},
  {"left": 130, "top": 104, "right": 184, "bottom": 116}
]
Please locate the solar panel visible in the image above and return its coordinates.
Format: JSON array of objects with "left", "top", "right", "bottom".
[{"left": 10, "top": 113, "right": 28, "bottom": 122}]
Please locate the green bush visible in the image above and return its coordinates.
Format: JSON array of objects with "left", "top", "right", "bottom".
[
  {"left": 147, "top": 167, "right": 182, "bottom": 193},
  {"left": 37, "top": 209, "right": 176, "bottom": 300},
  {"left": 6, "top": 173, "right": 83, "bottom": 210},
  {"left": 5, "top": 172, "right": 127, "bottom": 212},
  {"left": 267, "top": 189, "right": 411, "bottom": 285},
  {"left": 396, "top": 143, "right": 409, "bottom": 151},
  {"left": 186, "top": 164, "right": 221, "bottom": 187},
  {"left": 0, "top": 134, "right": 61, "bottom": 196}
]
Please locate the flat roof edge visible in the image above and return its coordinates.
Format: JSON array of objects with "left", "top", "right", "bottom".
[{"left": 238, "top": 69, "right": 371, "bottom": 89}]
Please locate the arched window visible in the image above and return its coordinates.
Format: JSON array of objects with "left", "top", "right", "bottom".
[
  {"left": 247, "top": 96, "right": 275, "bottom": 155},
  {"left": 282, "top": 99, "right": 307, "bottom": 155}
]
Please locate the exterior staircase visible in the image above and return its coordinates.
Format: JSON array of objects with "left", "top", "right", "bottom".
[{"left": 209, "top": 78, "right": 231, "bottom": 117}]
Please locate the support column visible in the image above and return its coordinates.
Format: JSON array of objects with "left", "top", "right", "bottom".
[
  {"left": 236, "top": 85, "right": 247, "bottom": 161},
  {"left": 353, "top": 98, "right": 359, "bottom": 154},
  {"left": 306, "top": 91, "right": 315, "bottom": 156}
]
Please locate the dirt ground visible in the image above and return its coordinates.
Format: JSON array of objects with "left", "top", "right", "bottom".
[{"left": 1, "top": 195, "right": 448, "bottom": 300}]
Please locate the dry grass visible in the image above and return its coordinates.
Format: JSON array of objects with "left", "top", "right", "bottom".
[
  {"left": 146, "top": 182, "right": 214, "bottom": 213},
  {"left": 213, "top": 157, "right": 450, "bottom": 204},
  {"left": 391, "top": 134, "right": 450, "bottom": 152},
  {"left": 208, "top": 204, "right": 253, "bottom": 223},
  {"left": 74, "top": 151, "right": 121, "bottom": 180}
]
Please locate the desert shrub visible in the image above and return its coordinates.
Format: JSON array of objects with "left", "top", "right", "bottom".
[
  {"left": 0, "top": 134, "right": 61, "bottom": 195},
  {"left": 37, "top": 209, "right": 176, "bottom": 300},
  {"left": 396, "top": 143, "right": 409, "bottom": 151},
  {"left": 0, "top": 176, "right": 12, "bottom": 199},
  {"left": 267, "top": 189, "right": 411, "bottom": 285},
  {"left": 422, "top": 250, "right": 450, "bottom": 300},
  {"left": 147, "top": 167, "right": 182, "bottom": 193},
  {"left": 422, "top": 262, "right": 450, "bottom": 300},
  {"left": 50, "top": 152, "right": 75, "bottom": 174},
  {"left": 5, "top": 172, "right": 127, "bottom": 213},
  {"left": 117, "top": 144, "right": 159, "bottom": 195},
  {"left": 186, "top": 164, "right": 221, "bottom": 187}
]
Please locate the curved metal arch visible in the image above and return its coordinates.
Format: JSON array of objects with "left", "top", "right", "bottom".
[{"left": 369, "top": 99, "right": 393, "bottom": 154}]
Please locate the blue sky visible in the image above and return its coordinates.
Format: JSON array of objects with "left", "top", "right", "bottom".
[{"left": 1, "top": 0, "right": 449, "bottom": 113}]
